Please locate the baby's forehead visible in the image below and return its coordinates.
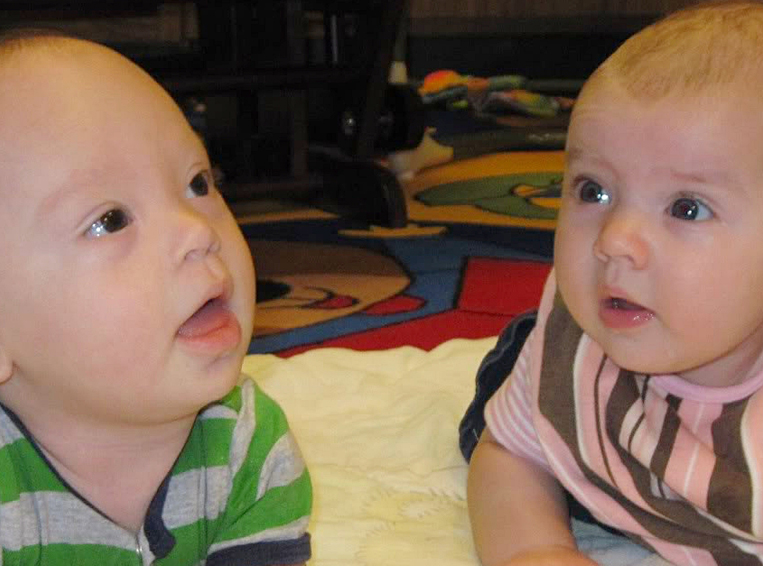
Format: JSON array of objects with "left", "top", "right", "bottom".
[
  {"left": 0, "top": 39, "right": 194, "bottom": 187},
  {"left": 0, "top": 52, "right": 91, "bottom": 145},
  {"left": 0, "top": 35, "right": 205, "bottom": 165},
  {"left": 0, "top": 37, "right": 181, "bottom": 130},
  {"left": 0, "top": 40, "right": 104, "bottom": 112}
]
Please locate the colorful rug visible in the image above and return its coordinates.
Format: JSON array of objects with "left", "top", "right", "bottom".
[{"left": 241, "top": 150, "right": 563, "bottom": 356}]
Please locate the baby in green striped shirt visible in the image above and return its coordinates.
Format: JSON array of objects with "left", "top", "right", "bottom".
[{"left": 0, "top": 30, "right": 311, "bottom": 565}]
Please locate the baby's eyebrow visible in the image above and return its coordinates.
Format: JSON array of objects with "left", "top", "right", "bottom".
[
  {"left": 37, "top": 168, "right": 105, "bottom": 217},
  {"left": 668, "top": 167, "right": 736, "bottom": 188},
  {"left": 564, "top": 145, "right": 600, "bottom": 166},
  {"left": 190, "top": 129, "right": 209, "bottom": 152},
  {"left": 564, "top": 145, "right": 608, "bottom": 171},
  {"left": 565, "top": 146, "right": 584, "bottom": 161},
  {"left": 38, "top": 185, "right": 77, "bottom": 217}
]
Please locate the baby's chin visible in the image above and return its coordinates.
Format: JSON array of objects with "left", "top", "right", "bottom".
[
  {"left": 581, "top": 330, "right": 669, "bottom": 377},
  {"left": 600, "top": 347, "right": 690, "bottom": 378},
  {"left": 190, "top": 345, "right": 249, "bottom": 397}
]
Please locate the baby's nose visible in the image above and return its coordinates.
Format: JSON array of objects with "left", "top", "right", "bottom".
[
  {"left": 593, "top": 211, "right": 649, "bottom": 269},
  {"left": 176, "top": 208, "right": 221, "bottom": 263}
]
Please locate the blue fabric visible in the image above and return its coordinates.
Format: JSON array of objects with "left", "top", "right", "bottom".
[
  {"left": 458, "top": 310, "right": 625, "bottom": 536},
  {"left": 458, "top": 310, "right": 537, "bottom": 461}
]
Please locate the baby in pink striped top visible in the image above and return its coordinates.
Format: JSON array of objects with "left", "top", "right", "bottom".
[{"left": 467, "top": 2, "right": 763, "bottom": 565}]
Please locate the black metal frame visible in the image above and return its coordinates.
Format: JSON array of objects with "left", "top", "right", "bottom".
[{"left": 0, "top": 0, "right": 411, "bottom": 226}]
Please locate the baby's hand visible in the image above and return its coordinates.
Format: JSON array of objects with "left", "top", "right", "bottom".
[{"left": 504, "top": 545, "right": 600, "bottom": 566}]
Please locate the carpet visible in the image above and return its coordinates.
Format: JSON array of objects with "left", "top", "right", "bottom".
[{"left": 239, "top": 149, "right": 561, "bottom": 356}]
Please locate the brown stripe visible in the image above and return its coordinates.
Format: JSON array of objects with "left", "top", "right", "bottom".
[
  {"left": 594, "top": 355, "right": 616, "bottom": 486},
  {"left": 538, "top": 292, "right": 584, "bottom": 453},
  {"left": 708, "top": 398, "right": 753, "bottom": 532},
  {"left": 603, "top": 375, "right": 756, "bottom": 562},
  {"left": 649, "top": 394, "right": 682, "bottom": 479}
]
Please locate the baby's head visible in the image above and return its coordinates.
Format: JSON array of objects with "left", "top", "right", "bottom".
[
  {"left": 554, "top": 1, "right": 763, "bottom": 386},
  {"left": 0, "top": 32, "right": 255, "bottom": 430}
]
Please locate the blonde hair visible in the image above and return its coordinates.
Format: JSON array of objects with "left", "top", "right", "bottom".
[
  {"left": 0, "top": 29, "right": 84, "bottom": 68},
  {"left": 584, "top": 1, "right": 763, "bottom": 100}
]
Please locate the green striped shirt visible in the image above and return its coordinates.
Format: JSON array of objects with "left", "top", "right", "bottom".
[{"left": 0, "top": 378, "right": 312, "bottom": 565}]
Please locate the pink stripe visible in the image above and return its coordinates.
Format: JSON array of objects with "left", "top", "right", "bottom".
[
  {"left": 628, "top": 384, "right": 668, "bottom": 467},
  {"left": 573, "top": 338, "right": 618, "bottom": 482},
  {"left": 663, "top": 401, "right": 723, "bottom": 509},
  {"left": 485, "top": 356, "right": 548, "bottom": 469}
]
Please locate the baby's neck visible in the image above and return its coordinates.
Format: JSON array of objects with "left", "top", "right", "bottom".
[
  {"left": 31, "top": 414, "right": 196, "bottom": 533},
  {"left": 678, "top": 335, "right": 763, "bottom": 388}
]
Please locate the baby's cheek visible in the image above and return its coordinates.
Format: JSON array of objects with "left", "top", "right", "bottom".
[{"left": 227, "top": 229, "right": 256, "bottom": 299}]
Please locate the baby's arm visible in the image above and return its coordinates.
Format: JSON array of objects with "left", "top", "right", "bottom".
[{"left": 467, "top": 428, "right": 598, "bottom": 566}]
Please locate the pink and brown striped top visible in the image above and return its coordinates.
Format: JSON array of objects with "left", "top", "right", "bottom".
[{"left": 486, "top": 270, "right": 763, "bottom": 565}]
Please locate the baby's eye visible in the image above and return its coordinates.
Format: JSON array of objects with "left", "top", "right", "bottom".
[
  {"left": 186, "top": 171, "right": 211, "bottom": 198},
  {"left": 669, "top": 197, "right": 713, "bottom": 221},
  {"left": 578, "top": 180, "right": 611, "bottom": 205},
  {"left": 86, "top": 208, "right": 131, "bottom": 238}
]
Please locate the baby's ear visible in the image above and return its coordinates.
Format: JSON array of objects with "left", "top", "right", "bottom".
[{"left": 0, "top": 347, "right": 13, "bottom": 384}]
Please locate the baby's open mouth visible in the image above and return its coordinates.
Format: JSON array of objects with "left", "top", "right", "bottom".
[
  {"left": 599, "top": 296, "right": 654, "bottom": 329},
  {"left": 176, "top": 293, "right": 242, "bottom": 354},
  {"left": 178, "top": 297, "right": 231, "bottom": 338},
  {"left": 608, "top": 297, "right": 645, "bottom": 311}
]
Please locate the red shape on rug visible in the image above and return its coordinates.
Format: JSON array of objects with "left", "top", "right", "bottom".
[
  {"left": 277, "top": 310, "right": 512, "bottom": 357},
  {"left": 363, "top": 294, "right": 426, "bottom": 315},
  {"left": 459, "top": 258, "right": 551, "bottom": 316},
  {"left": 274, "top": 257, "right": 551, "bottom": 357},
  {"left": 308, "top": 294, "right": 358, "bottom": 309}
]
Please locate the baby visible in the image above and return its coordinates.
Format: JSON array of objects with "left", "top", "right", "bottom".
[
  {"left": 0, "top": 32, "right": 311, "bottom": 564},
  {"left": 466, "top": 2, "right": 763, "bottom": 565}
]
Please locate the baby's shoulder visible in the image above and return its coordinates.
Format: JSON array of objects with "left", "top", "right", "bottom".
[
  {"left": 202, "top": 376, "right": 288, "bottom": 423},
  {"left": 190, "top": 377, "right": 294, "bottom": 465}
]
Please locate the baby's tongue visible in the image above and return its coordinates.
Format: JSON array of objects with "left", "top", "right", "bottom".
[{"left": 178, "top": 300, "right": 230, "bottom": 337}]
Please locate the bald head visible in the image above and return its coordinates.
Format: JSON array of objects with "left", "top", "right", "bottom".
[
  {"left": 0, "top": 29, "right": 175, "bottom": 104},
  {"left": 0, "top": 30, "right": 189, "bottom": 150},
  {"left": 0, "top": 29, "right": 205, "bottom": 223},
  {"left": 0, "top": 29, "right": 108, "bottom": 71}
]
